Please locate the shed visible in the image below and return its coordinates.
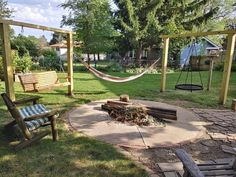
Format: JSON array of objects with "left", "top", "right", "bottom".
[{"left": 180, "top": 37, "right": 221, "bottom": 68}]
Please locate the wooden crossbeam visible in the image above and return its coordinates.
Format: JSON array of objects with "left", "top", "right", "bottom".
[
  {"left": 161, "top": 29, "right": 236, "bottom": 38},
  {"left": 0, "top": 19, "right": 75, "bottom": 34}
]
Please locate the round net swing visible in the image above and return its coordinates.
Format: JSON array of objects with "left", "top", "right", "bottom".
[{"left": 175, "top": 39, "right": 204, "bottom": 92}]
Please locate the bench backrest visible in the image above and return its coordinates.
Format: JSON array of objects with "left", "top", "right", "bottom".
[
  {"left": 34, "top": 71, "right": 58, "bottom": 90},
  {"left": 18, "top": 73, "right": 37, "bottom": 92},
  {"left": 18, "top": 71, "right": 60, "bottom": 92}
]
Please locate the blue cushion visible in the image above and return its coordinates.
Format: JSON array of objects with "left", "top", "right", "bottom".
[{"left": 19, "top": 104, "right": 50, "bottom": 131}]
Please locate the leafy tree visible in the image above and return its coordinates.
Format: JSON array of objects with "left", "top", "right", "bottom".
[
  {"left": 49, "top": 32, "right": 66, "bottom": 45},
  {"left": 114, "top": 0, "right": 219, "bottom": 66},
  {"left": 37, "top": 35, "right": 48, "bottom": 51},
  {"left": 61, "top": 0, "right": 117, "bottom": 64},
  {"left": 0, "top": 0, "right": 13, "bottom": 56},
  {"left": 11, "top": 34, "right": 39, "bottom": 57},
  {"left": 0, "top": 0, "right": 12, "bottom": 18}
]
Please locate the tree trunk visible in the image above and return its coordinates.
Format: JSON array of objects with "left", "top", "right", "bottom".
[
  {"left": 135, "top": 42, "right": 142, "bottom": 67},
  {"left": 93, "top": 53, "right": 97, "bottom": 68},
  {"left": 93, "top": 53, "right": 96, "bottom": 61},
  {"left": 97, "top": 53, "right": 100, "bottom": 61},
  {"left": 87, "top": 53, "right": 90, "bottom": 65}
]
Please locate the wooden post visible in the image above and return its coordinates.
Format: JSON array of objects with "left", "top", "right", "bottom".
[
  {"left": 67, "top": 32, "right": 74, "bottom": 96},
  {"left": 0, "top": 23, "right": 15, "bottom": 100},
  {"left": 219, "top": 34, "right": 236, "bottom": 104},
  {"left": 207, "top": 59, "right": 214, "bottom": 91},
  {"left": 232, "top": 99, "right": 236, "bottom": 111},
  {"left": 160, "top": 38, "right": 169, "bottom": 92}
]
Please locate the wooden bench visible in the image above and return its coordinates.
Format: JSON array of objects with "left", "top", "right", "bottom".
[
  {"left": 18, "top": 71, "right": 70, "bottom": 92},
  {"left": 175, "top": 149, "right": 236, "bottom": 177}
]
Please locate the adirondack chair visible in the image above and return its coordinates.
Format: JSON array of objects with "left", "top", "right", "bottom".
[
  {"left": 1, "top": 93, "right": 58, "bottom": 151},
  {"left": 175, "top": 149, "right": 236, "bottom": 177}
]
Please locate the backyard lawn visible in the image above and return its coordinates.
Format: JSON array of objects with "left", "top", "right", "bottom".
[{"left": 0, "top": 70, "right": 235, "bottom": 176}]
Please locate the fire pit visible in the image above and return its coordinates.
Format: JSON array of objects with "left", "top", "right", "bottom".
[
  {"left": 101, "top": 100, "right": 177, "bottom": 126},
  {"left": 68, "top": 99, "right": 206, "bottom": 148}
]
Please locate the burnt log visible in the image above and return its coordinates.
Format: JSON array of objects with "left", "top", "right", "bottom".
[{"left": 102, "top": 101, "right": 177, "bottom": 121}]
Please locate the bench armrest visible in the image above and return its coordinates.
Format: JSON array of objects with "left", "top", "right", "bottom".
[
  {"left": 24, "top": 110, "right": 58, "bottom": 121},
  {"left": 13, "top": 96, "right": 42, "bottom": 105},
  {"left": 175, "top": 149, "right": 204, "bottom": 177}
]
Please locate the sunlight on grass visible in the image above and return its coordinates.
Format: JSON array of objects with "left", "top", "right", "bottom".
[{"left": 0, "top": 70, "right": 235, "bottom": 176}]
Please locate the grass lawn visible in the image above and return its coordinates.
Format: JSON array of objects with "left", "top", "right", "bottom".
[{"left": 0, "top": 70, "right": 235, "bottom": 176}]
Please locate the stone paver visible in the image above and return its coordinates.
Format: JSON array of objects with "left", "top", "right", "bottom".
[
  {"left": 192, "top": 109, "right": 236, "bottom": 144},
  {"left": 69, "top": 100, "right": 206, "bottom": 149}
]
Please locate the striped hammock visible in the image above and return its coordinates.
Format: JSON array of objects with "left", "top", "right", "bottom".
[{"left": 79, "top": 58, "right": 160, "bottom": 83}]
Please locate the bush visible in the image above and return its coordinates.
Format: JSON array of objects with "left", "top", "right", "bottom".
[
  {"left": 13, "top": 51, "right": 32, "bottom": 73},
  {"left": 214, "top": 62, "right": 224, "bottom": 71},
  {"left": 39, "top": 49, "right": 63, "bottom": 71}
]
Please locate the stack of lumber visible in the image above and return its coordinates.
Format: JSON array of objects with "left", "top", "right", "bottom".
[{"left": 101, "top": 100, "right": 177, "bottom": 124}]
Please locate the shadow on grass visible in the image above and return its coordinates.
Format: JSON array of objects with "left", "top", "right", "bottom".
[{"left": 0, "top": 126, "right": 148, "bottom": 177}]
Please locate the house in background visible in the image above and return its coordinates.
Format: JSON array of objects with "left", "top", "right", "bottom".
[
  {"left": 180, "top": 37, "right": 222, "bottom": 70},
  {"left": 50, "top": 40, "right": 82, "bottom": 61}
]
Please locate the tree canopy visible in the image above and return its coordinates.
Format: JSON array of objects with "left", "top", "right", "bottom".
[
  {"left": 0, "top": 0, "right": 12, "bottom": 19},
  {"left": 114, "top": 0, "right": 219, "bottom": 66},
  {"left": 61, "top": 0, "right": 118, "bottom": 63},
  {"left": 11, "top": 35, "right": 40, "bottom": 57}
]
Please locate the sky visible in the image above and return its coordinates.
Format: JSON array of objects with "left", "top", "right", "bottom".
[
  {"left": 7, "top": 0, "right": 117, "bottom": 41},
  {"left": 6, "top": 0, "right": 73, "bottom": 41}
]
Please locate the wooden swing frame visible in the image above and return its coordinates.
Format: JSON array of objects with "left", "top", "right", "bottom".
[
  {"left": 0, "top": 19, "right": 75, "bottom": 100},
  {"left": 160, "top": 30, "right": 236, "bottom": 105}
]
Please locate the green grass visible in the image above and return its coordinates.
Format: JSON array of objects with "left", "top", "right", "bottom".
[{"left": 0, "top": 70, "right": 235, "bottom": 176}]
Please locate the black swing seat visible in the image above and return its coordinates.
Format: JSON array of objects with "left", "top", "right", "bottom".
[{"left": 175, "top": 84, "right": 204, "bottom": 91}]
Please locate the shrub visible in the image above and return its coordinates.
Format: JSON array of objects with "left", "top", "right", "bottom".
[
  {"left": 214, "top": 61, "right": 236, "bottom": 72},
  {"left": 39, "top": 49, "right": 63, "bottom": 71},
  {"left": 13, "top": 51, "right": 32, "bottom": 73}
]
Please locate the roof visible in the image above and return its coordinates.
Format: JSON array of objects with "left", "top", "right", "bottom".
[
  {"left": 202, "top": 37, "right": 221, "bottom": 49},
  {"left": 50, "top": 40, "right": 83, "bottom": 48}
]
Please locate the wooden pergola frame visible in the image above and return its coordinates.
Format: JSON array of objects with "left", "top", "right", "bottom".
[
  {"left": 160, "top": 29, "right": 236, "bottom": 105},
  {"left": 0, "top": 19, "right": 75, "bottom": 100}
]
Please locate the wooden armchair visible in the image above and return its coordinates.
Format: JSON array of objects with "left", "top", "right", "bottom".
[
  {"left": 175, "top": 149, "right": 236, "bottom": 177},
  {"left": 1, "top": 93, "right": 58, "bottom": 151}
]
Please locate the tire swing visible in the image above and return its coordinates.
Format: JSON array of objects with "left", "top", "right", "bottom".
[{"left": 175, "top": 39, "right": 204, "bottom": 92}]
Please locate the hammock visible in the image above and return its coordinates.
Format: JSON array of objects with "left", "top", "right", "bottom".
[{"left": 79, "top": 58, "right": 160, "bottom": 83}]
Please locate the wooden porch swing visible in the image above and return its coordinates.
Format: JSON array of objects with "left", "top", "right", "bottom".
[
  {"left": 18, "top": 71, "right": 71, "bottom": 92},
  {"left": 0, "top": 19, "right": 75, "bottom": 99}
]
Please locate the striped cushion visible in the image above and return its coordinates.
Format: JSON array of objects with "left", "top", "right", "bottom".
[{"left": 19, "top": 104, "right": 50, "bottom": 131}]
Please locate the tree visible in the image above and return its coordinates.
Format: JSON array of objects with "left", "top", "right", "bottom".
[
  {"left": 49, "top": 32, "right": 66, "bottom": 45},
  {"left": 114, "top": 0, "right": 219, "bottom": 66},
  {"left": 0, "top": 0, "right": 12, "bottom": 18},
  {"left": 11, "top": 34, "right": 39, "bottom": 57},
  {"left": 0, "top": 0, "right": 12, "bottom": 56},
  {"left": 37, "top": 35, "right": 48, "bottom": 51},
  {"left": 61, "top": 0, "right": 117, "bottom": 64}
]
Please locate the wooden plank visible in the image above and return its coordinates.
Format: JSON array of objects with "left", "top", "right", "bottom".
[
  {"left": 161, "top": 29, "right": 236, "bottom": 38},
  {"left": 67, "top": 32, "right": 74, "bottom": 96},
  {"left": 0, "top": 19, "right": 75, "bottom": 34},
  {"left": 15, "top": 131, "right": 49, "bottom": 151},
  {"left": 160, "top": 38, "right": 169, "bottom": 92},
  {"left": 175, "top": 149, "right": 204, "bottom": 177},
  {"left": 198, "top": 164, "right": 232, "bottom": 171},
  {"left": 163, "top": 172, "right": 181, "bottom": 177},
  {"left": 201, "top": 169, "right": 235, "bottom": 176},
  {"left": 207, "top": 59, "right": 214, "bottom": 91},
  {"left": 219, "top": 33, "right": 236, "bottom": 104},
  {"left": 158, "top": 162, "right": 183, "bottom": 172},
  {"left": 0, "top": 23, "right": 15, "bottom": 100},
  {"left": 231, "top": 99, "right": 236, "bottom": 111}
]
